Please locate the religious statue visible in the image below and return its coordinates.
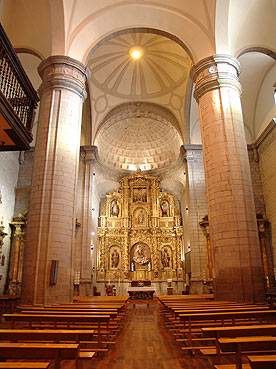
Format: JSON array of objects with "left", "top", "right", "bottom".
[
  {"left": 161, "top": 248, "right": 170, "bottom": 268},
  {"left": 133, "top": 243, "right": 148, "bottom": 265},
  {"left": 111, "top": 249, "right": 119, "bottom": 268},
  {"left": 136, "top": 210, "right": 144, "bottom": 224},
  {"left": 142, "top": 191, "right": 147, "bottom": 202},
  {"left": 161, "top": 201, "right": 169, "bottom": 217},
  {"left": 111, "top": 200, "right": 119, "bottom": 217}
]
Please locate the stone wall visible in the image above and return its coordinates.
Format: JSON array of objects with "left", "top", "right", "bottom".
[
  {"left": 14, "top": 149, "right": 34, "bottom": 216},
  {"left": 257, "top": 120, "right": 276, "bottom": 270},
  {"left": 0, "top": 151, "right": 20, "bottom": 293},
  {"left": 248, "top": 146, "right": 266, "bottom": 214}
]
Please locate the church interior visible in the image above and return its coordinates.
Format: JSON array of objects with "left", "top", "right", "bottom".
[{"left": 0, "top": 1, "right": 276, "bottom": 367}]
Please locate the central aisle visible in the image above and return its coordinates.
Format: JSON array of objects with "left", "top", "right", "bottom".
[{"left": 90, "top": 303, "right": 214, "bottom": 369}]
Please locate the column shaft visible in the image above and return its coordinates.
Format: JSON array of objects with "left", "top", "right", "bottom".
[
  {"left": 21, "top": 56, "right": 89, "bottom": 305},
  {"left": 191, "top": 55, "right": 265, "bottom": 302}
]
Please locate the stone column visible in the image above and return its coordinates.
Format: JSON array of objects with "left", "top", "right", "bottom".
[
  {"left": 183, "top": 145, "right": 208, "bottom": 294},
  {"left": 21, "top": 56, "right": 90, "bottom": 305},
  {"left": 78, "top": 146, "right": 97, "bottom": 296},
  {"left": 9, "top": 220, "right": 25, "bottom": 295},
  {"left": 199, "top": 215, "right": 213, "bottom": 280},
  {"left": 191, "top": 54, "right": 265, "bottom": 302},
  {"left": 257, "top": 214, "right": 270, "bottom": 288}
]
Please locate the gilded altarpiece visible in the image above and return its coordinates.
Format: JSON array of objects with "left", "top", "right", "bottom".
[{"left": 97, "top": 172, "right": 184, "bottom": 282}]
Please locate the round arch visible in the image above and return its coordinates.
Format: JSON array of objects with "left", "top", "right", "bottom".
[
  {"left": 67, "top": 3, "right": 215, "bottom": 63},
  {"left": 238, "top": 47, "right": 276, "bottom": 61}
]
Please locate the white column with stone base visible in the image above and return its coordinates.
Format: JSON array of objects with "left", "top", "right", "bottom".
[
  {"left": 21, "top": 56, "right": 90, "bottom": 305},
  {"left": 191, "top": 54, "right": 265, "bottom": 302}
]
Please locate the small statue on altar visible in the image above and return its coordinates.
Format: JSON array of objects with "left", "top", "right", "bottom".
[
  {"left": 111, "top": 200, "right": 119, "bottom": 217},
  {"left": 161, "top": 201, "right": 169, "bottom": 217}
]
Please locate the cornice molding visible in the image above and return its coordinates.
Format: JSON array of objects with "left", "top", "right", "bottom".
[
  {"left": 38, "top": 55, "right": 90, "bottom": 100},
  {"left": 190, "top": 54, "right": 242, "bottom": 102}
]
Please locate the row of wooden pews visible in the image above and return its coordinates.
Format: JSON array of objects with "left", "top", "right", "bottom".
[
  {"left": 0, "top": 296, "right": 129, "bottom": 369},
  {"left": 158, "top": 294, "right": 276, "bottom": 369}
]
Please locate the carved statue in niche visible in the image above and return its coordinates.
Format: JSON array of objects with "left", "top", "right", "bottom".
[
  {"left": 131, "top": 242, "right": 150, "bottom": 269},
  {"left": 110, "top": 247, "right": 120, "bottom": 268},
  {"left": 111, "top": 200, "right": 119, "bottom": 217},
  {"left": 133, "top": 191, "right": 138, "bottom": 202},
  {"left": 142, "top": 191, "right": 147, "bottom": 202},
  {"left": 133, "top": 188, "right": 147, "bottom": 203},
  {"left": 135, "top": 210, "right": 144, "bottom": 224},
  {"left": 161, "top": 201, "right": 169, "bottom": 217},
  {"left": 161, "top": 247, "right": 171, "bottom": 268}
]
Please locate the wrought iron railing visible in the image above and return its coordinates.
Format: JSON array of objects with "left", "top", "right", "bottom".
[{"left": 0, "top": 23, "right": 39, "bottom": 134}]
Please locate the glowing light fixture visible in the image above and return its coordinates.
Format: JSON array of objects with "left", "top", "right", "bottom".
[{"left": 129, "top": 46, "right": 144, "bottom": 60}]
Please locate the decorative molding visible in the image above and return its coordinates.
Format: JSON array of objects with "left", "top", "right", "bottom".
[
  {"left": 190, "top": 54, "right": 242, "bottom": 102},
  {"left": 38, "top": 55, "right": 90, "bottom": 100},
  {"left": 253, "top": 119, "right": 276, "bottom": 148}
]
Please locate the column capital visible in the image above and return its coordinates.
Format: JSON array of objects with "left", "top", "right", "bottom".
[
  {"left": 80, "top": 145, "right": 98, "bottom": 164},
  {"left": 190, "top": 54, "right": 242, "bottom": 102},
  {"left": 38, "top": 55, "right": 90, "bottom": 100}
]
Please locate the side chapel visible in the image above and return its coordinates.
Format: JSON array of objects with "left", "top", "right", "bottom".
[{"left": 97, "top": 172, "right": 184, "bottom": 291}]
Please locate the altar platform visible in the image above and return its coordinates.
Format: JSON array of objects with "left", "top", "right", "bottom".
[{"left": 127, "top": 282, "right": 155, "bottom": 300}]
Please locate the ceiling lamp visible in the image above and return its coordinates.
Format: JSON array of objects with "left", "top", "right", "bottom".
[{"left": 129, "top": 46, "right": 144, "bottom": 60}]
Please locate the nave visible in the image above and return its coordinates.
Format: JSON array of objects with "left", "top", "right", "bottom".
[{"left": 89, "top": 303, "right": 214, "bottom": 369}]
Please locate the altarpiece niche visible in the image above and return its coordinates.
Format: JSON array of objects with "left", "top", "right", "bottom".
[{"left": 96, "top": 172, "right": 184, "bottom": 282}]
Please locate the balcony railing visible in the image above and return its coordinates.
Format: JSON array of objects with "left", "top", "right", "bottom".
[{"left": 0, "top": 23, "right": 39, "bottom": 151}]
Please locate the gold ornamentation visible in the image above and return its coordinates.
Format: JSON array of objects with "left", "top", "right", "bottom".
[{"left": 97, "top": 172, "right": 184, "bottom": 281}]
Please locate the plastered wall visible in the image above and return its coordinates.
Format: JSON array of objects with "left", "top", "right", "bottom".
[{"left": 0, "top": 151, "right": 20, "bottom": 293}]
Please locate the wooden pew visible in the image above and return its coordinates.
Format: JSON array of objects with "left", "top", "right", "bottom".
[
  {"left": 0, "top": 328, "right": 94, "bottom": 343},
  {"left": 0, "top": 363, "right": 51, "bottom": 369},
  {"left": 168, "top": 306, "right": 270, "bottom": 332},
  {"left": 73, "top": 296, "right": 129, "bottom": 304},
  {"left": 247, "top": 354, "right": 276, "bottom": 369},
  {"left": 3, "top": 314, "right": 110, "bottom": 351},
  {"left": 0, "top": 343, "right": 79, "bottom": 369},
  {"left": 218, "top": 336, "right": 276, "bottom": 369},
  {"left": 0, "top": 296, "right": 19, "bottom": 315},
  {"left": 177, "top": 310, "right": 276, "bottom": 353},
  {"left": 20, "top": 310, "right": 117, "bottom": 318},
  {"left": 0, "top": 329, "right": 95, "bottom": 361},
  {"left": 201, "top": 324, "right": 276, "bottom": 358},
  {"left": 19, "top": 310, "right": 121, "bottom": 342},
  {"left": 157, "top": 294, "right": 214, "bottom": 305}
]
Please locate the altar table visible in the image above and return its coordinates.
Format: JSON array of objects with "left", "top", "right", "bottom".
[{"left": 127, "top": 287, "right": 155, "bottom": 300}]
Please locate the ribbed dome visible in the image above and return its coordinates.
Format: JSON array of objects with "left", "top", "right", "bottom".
[{"left": 88, "top": 33, "right": 189, "bottom": 99}]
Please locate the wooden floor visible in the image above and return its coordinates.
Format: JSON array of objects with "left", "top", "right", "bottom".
[{"left": 84, "top": 303, "right": 215, "bottom": 369}]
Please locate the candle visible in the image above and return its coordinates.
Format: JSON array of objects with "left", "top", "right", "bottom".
[{"left": 118, "top": 277, "right": 120, "bottom": 287}]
